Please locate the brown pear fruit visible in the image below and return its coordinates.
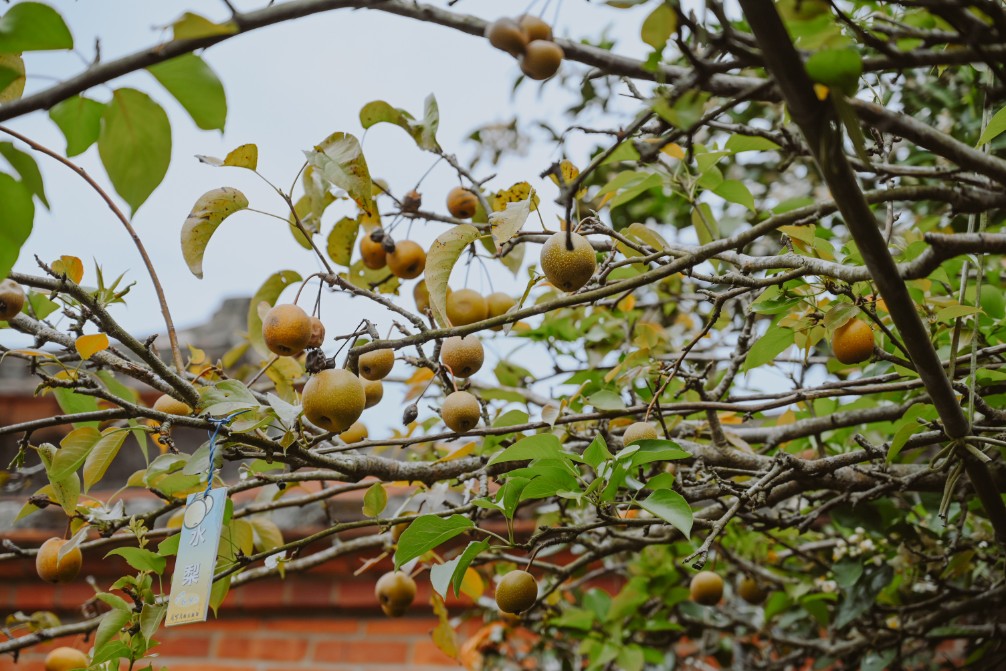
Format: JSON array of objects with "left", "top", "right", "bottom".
[
  {"left": 440, "top": 335, "right": 484, "bottom": 378},
  {"left": 262, "top": 304, "right": 312, "bottom": 356},
  {"left": 387, "top": 240, "right": 427, "bottom": 279}
]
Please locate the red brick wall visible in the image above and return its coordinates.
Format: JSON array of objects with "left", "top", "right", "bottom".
[{"left": 0, "top": 616, "right": 464, "bottom": 671}]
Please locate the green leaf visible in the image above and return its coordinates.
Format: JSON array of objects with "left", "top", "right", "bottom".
[
  {"left": 105, "top": 547, "right": 167, "bottom": 575},
  {"left": 180, "top": 187, "right": 249, "bottom": 278},
  {"left": 976, "top": 106, "right": 1006, "bottom": 147},
  {"left": 247, "top": 270, "right": 302, "bottom": 356},
  {"left": 587, "top": 390, "right": 625, "bottom": 411},
  {"left": 304, "top": 132, "right": 374, "bottom": 217},
  {"left": 51, "top": 427, "right": 100, "bottom": 481},
  {"left": 691, "top": 202, "right": 719, "bottom": 247},
  {"left": 424, "top": 224, "right": 482, "bottom": 328},
  {"left": 82, "top": 428, "right": 128, "bottom": 492},
  {"left": 711, "top": 179, "right": 754, "bottom": 211},
  {"left": 394, "top": 514, "right": 474, "bottom": 569},
  {"left": 209, "top": 573, "right": 232, "bottom": 616},
  {"left": 725, "top": 134, "right": 781, "bottom": 153},
  {"left": 362, "top": 482, "right": 387, "bottom": 518},
  {"left": 148, "top": 53, "right": 226, "bottom": 131},
  {"left": 49, "top": 95, "right": 105, "bottom": 157},
  {"left": 48, "top": 472, "right": 80, "bottom": 516},
  {"left": 805, "top": 47, "right": 862, "bottom": 96},
  {"left": 743, "top": 326, "right": 794, "bottom": 371},
  {"left": 359, "top": 94, "right": 440, "bottom": 152},
  {"left": 0, "top": 142, "right": 48, "bottom": 208},
  {"left": 94, "top": 608, "right": 131, "bottom": 654},
  {"left": 52, "top": 388, "right": 100, "bottom": 427},
  {"left": 0, "top": 172, "right": 34, "bottom": 279},
  {"left": 640, "top": 2, "right": 677, "bottom": 51},
  {"left": 625, "top": 439, "right": 690, "bottom": 468},
  {"left": 430, "top": 539, "right": 489, "bottom": 599},
  {"left": 0, "top": 3, "right": 73, "bottom": 52},
  {"left": 638, "top": 489, "right": 693, "bottom": 539},
  {"left": 96, "top": 592, "right": 131, "bottom": 612},
  {"left": 583, "top": 435, "right": 612, "bottom": 470},
  {"left": 157, "top": 534, "right": 180, "bottom": 557},
  {"left": 326, "top": 217, "right": 359, "bottom": 267},
  {"left": 138, "top": 602, "right": 167, "bottom": 643},
  {"left": 98, "top": 88, "right": 172, "bottom": 213},
  {"left": 488, "top": 433, "right": 564, "bottom": 466}
]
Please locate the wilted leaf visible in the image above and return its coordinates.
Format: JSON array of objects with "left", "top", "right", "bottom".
[
  {"left": 180, "top": 187, "right": 249, "bottom": 278},
  {"left": 304, "top": 132, "right": 374, "bottom": 217},
  {"left": 326, "top": 217, "right": 359, "bottom": 267},
  {"left": 363, "top": 482, "right": 387, "bottom": 517},
  {"left": 425, "top": 224, "right": 482, "bottom": 328},
  {"left": 171, "top": 12, "right": 237, "bottom": 40},
  {"left": 488, "top": 197, "right": 532, "bottom": 247},
  {"left": 0, "top": 53, "right": 25, "bottom": 103}
]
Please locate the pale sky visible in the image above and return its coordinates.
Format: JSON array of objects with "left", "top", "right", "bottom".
[{"left": 7, "top": 0, "right": 655, "bottom": 341}]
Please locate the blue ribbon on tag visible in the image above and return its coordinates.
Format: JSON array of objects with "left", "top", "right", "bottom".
[{"left": 203, "top": 410, "right": 249, "bottom": 495}]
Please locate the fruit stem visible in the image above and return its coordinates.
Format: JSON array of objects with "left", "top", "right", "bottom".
[{"left": 0, "top": 125, "right": 187, "bottom": 374}]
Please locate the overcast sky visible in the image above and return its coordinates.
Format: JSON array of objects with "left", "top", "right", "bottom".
[{"left": 7, "top": 0, "right": 657, "bottom": 343}]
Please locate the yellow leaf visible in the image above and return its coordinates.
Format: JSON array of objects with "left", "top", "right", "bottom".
[
  {"left": 490, "top": 181, "right": 539, "bottom": 212},
  {"left": 187, "top": 345, "right": 207, "bottom": 366},
  {"left": 75, "top": 334, "right": 109, "bottom": 360},
  {"left": 617, "top": 295, "right": 636, "bottom": 311},
  {"left": 430, "top": 593, "right": 458, "bottom": 659},
  {"left": 404, "top": 367, "right": 435, "bottom": 401},
  {"left": 814, "top": 83, "right": 830, "bottom": 101},
  {"left": 662, "top": 143, "right": 685, "bottom": 159},
  {"left": 547, "top": 160, "right": 586, "bottom": 198},
  {"left": 224, "top": 143, "right": 258, "bottom": 170},
  {"left": 51, "top": 256, "right": 83, "bottom": 283},
  {"left": 436, "top": 442, "right": 476, "bottom": 463},
  {"left": 459, "top": 567, "right": 484, "bottom": 601}
]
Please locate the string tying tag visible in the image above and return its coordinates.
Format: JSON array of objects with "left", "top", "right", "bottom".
[{"left": 203, "top": 410, "right": 249, "bottom": 496}]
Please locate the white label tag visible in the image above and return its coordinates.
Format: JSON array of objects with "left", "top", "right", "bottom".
[{"left": 165, "top": 488, "right": 226, "bottom": 626}]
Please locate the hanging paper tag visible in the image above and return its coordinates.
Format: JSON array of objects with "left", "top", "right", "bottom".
[{"left": 166, "top": 487, "right": 227, "bottom": 626}]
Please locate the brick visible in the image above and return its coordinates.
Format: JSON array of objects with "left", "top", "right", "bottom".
[
  {"left": 314, "top": 640, "right": 409, "bottom": 664},
  {"left": 412, "top": 639, "right": 463, "bottom": 666},
  {"left": 155, "top": 664, "right": 252, "bottom": 671},
  {"left": 215, "top": 635, "right": 309, "bottom": 661},
  {"left": 333, "top": 577, "right": 378, "bottom": 608},
  {"left": 55, "top": 583, "right": 95, "bottom": 609},
  {"left": 235, "top": 581, "right": 288, "bottom": 608},
  {"left": 188, "top": 617, "right": 263, "bottom": 632},
  {"left": 364, "top": 617, "right": 437, "bottom": 636},
  {"left": 270, "top": 618, "right": 359, "bottom": 634},
  {"left": 12, "top": 584, "right": 58, "bottom": 611},
  {"left": 288, "top": 580, "right": 337, "bottom": 608},
  {"left": 150, "top": 633, "right": 212, "bottom": 657}
]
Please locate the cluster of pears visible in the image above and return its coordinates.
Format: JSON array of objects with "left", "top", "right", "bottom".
[
  {"left": 688, "top": 571, "right": 767, "bottom": 606},
  {"left": 0, "top": 278, "right": 25, "bottom": 320},
  {"left": 485, "top": 14, "right": 564, "bottom": 80},
  {"left": 258, "top": 302, "right": 393, "bottom": 436},
  {"left": 359, "top": 227, "right": 427, "bottom": 280}
]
